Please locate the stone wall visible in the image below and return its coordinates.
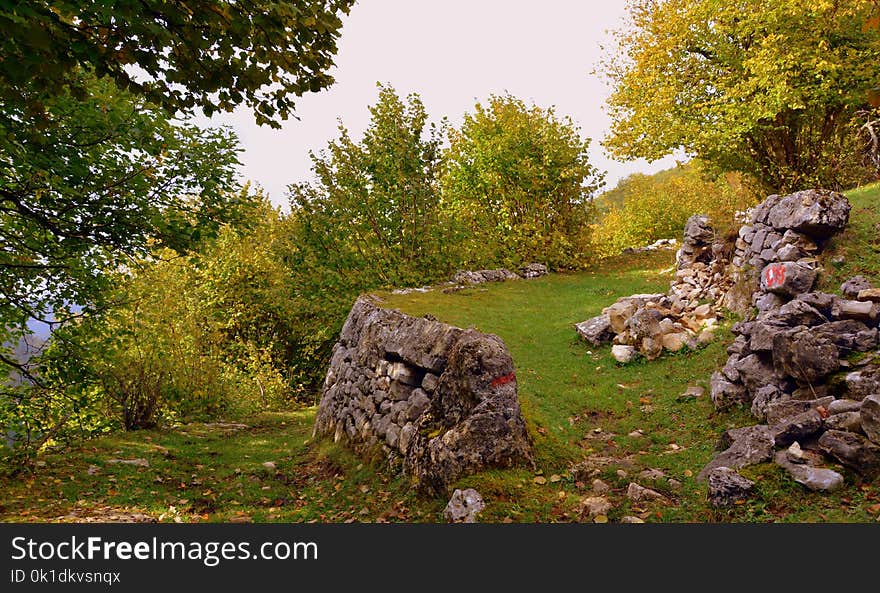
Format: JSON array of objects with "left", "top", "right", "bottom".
[{"left": 313, "top": 296, "right": 532, "bottom": 496}]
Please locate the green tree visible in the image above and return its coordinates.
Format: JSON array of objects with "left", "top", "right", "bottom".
[
  {"left": 0, "top": 0, "right": 355, "bottom": 126},
  {"left": 0, "top": 74, "right": 247, "bottom": 373},
  {"left": 441, "top": 94, "right": 604, "bottom": 269},
  {"left": 603, "top": 0, "right": 880, "bottom": 192}
]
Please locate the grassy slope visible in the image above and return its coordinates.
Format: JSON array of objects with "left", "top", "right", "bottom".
[{"left": 3, "top": 184, "right": 880, "bottom": 523}]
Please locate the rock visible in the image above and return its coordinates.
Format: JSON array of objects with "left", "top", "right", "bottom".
[
  {"left": 706, "top": 467, "right": 755, "bottom": 507},
  {"left": 773, "top": 299, "right": 828, "bottom": 326},
  {"left": 107, "top": 458, "right": 149, "bottom": 467},
  {"left": 627, "top": 308, "right": 663, "bottom": 341},
  {"left": 678, "top": 385, "right": 705, "bottom": 401},
  {"left": 765, "top": 189, "right": 851, "bottom": 238},
  {"left": 385, "top": 424, "right": 400, "bottom": 448},
  {"left": 641, "top": 336, "right": 664, "bottom": 360},
  {"left": 832, "top": 299, "right": 877, "bottom": 322},
  {"left": 421, "top": 373, "right": 439, "bottom": 393},
  {"left": 661, "top": 332, "right": 688, "bottom": 352},
  {"left": 575, "top": 314, "right": 614, "bottom": 346},
  {"left": 612, "top": 344, "right": 638, "bottom": 364},
  {"left": 750, "top": 385, "right": 787, "bottom": 421},
  {"left": 844, "top": 368, "right": 880, "bottom": 400},
  {"left": 765, "top": 397, "right": 834, "bottom": 425},
  {"left": 770, "top": 409, "right": 823, "bottom": 447},
  {"left": 771, "top": 329, "right": 839, "bottom": 385},
  {"left": 404, "top": 388, "right": 431, "bottom": 422},
  {"left": 812, "top": 320, "right": 878, "bottom": 353},
  {"left": 734, "top": 353, "right": 781, "bottom": 392},
  {"left": 857, "top": 288, "right": 880, "bottom": 303},
  {"left": 452, "top": 269, "right": 520, "bottom": 285},
  {"left": 697, "top": 329, "right": 716, "bottom": 345},
  {"left": 828, "top": 399, "right": 862, "bottom": 415},
  {"left": 580, "top": 496, "right": 613, "bottom": 518},
  {"left": 620, "top": 516, "right": 645, "bottom": 524},
  {"left": 841, "top": 275, "right": 873, "bottom": 298},
  {"left": 749, "top": 323, "right": 788, "bottom": 352},
  {"left": 261, "top": 461, "right": 277, "bottom": 470},
  {"left": 398, "top": 423, "right": 416, "bottom": 453},
  {"left": 774, "top": 451, "right": 844, "bottom": 492},
  {"left": 697, "top": 425, "right": 774, "bottom": 481},
  {"left": 761, "top": 262, "right": 818, "bottom": 297},
  {"left": 388, "top": 362, "right": 424, "bottom": 386},
  {"left": 626, "top": 482, "right": 667, "bottom": 503},
  {"left": 777, "top": 243, "right": 804, "bottom": 262},
  {"left": 638, "top": 468, "right": 666, "bottom": 481},
  {"left": 519, "top": 263, "right": 548, "bottom": 279},
  {"left": 683, "top": 214, "right": 715, "bottom": 244},
  {"left": 443, "top": 488, "right": 486, "bottom": 523},
  {"left": 710, "top": 371, "right": 750, "bottom": 409},
  {"left": 860, "top": 394, "right": 880, "bottom": 444},
  {"left": 605, "top": 299, "right": 640, "bottom": 334},
  {"left": 823, "top": 411, "right": 862, "bottom": 433},
  {"left": 794, "top": 292, "right": 837, "bottom": 317},
  {"left": 818, "top": 430, "right": 880, "bottom": 478},
  {"left": 591, "top": 479, "right": 610, "bottom": 494}
]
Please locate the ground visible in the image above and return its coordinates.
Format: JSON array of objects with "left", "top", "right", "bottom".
[{"left": 2, "top": 184, "right": 880, "bottom": 523}]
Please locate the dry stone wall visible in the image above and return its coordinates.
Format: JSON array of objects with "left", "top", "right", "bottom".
[{"left": 313, "top": 296, "right": 532, "bottom": 496}]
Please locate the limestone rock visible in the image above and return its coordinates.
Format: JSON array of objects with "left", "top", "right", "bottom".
[
  {"left": 706, "top": 467, "right": 755, "bottom": 507},
  {"left": 761, "top": 262, "right": 818, "bottom": 297},
  {"left": 612, "top": 344, "right": 637, "bottom": 364},
  {"left": 844, "top": 368, "right": 880, "bottom": 400},
  {"left": 766, "top": 397, "right": 834, "bottom": 425},
  {"left": 857, "top": 288, "right": 880, "bottom": 303},
  {"left": 827, "top": 399, "right": 862, "bottom": 415},
  {"left": 841, "top": 275, "right": 873, "bottom": 299},
  {"left": 443, "top": 488, "right": 486, "bottom": 523},
  {"left": 626, "top": 482, "right": 667, "bottom": 503},
  {"left": 774, "top": 451, "right": 844, "bottom": 492},
  {"left": 697, "top": 425, "right": 774, "bottom": 481},
  {"left": 770, "top": 409, "right": 823, "bottom": 447},
  {"left": 519, "top": 263, "right": 548, "bottom": 279},
  {"left": 710, "top": 371, "right": 750, "bottom": 410},
  {"left": 818, "top": 430, "right": 880, "bottom": 478},
  {"left": 771, "top": 328, "right": 839, "bottom": 385},
  {"left": 575, "top": 314, "right": 614, "bottom": 346},
  {"left": 823, "top": 411, "right": 862, "bottom": 434},
  {"left": 580, "top": 496, "right": 613, "bottom": 519},
  {"left": 860, "top": 393, "right": 880, "bottom": 444},
  {"left": 765, "top": 189, "right": 851, "bottom": 238}
]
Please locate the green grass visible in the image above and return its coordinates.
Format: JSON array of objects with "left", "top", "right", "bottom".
[{"left": 3, "top": 184, "right": 880, "bottom": 523}]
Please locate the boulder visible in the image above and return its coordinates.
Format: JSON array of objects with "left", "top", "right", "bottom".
[
  {"left": 710, "top": 371, "right": 750, "bottom": 409},
  {"left": 761, "top": 262, "right": 818, "bottom": 297},
  {"left": 818, "top": 430, "right": 880, "bottom": 478},
  {"left": 706, "top": 467, "right": 755, "bottom": 507},
  {"left": 661, "top": 332, "right": 688, "bottom": 352},
  {"left": 844, "top": 368, "right": 880, "bottom": 400},
  {"left": 765, "top": 189, "right": 851, "bottom": 238},
  {"left": 612, "top": 344, "right": 638, "bottom": 364},
  {"left": 771, "top": 329, "right": 839, "bottom": 385},
  {"left": 860, "top": 393, "right": 880, "bottom": 444},
  {"left": 770, "top": 409, "right": 823, "bottom": 447},
  {"left": 443, "top": 488, "right": 486, "bottom": 523},
  {"left": 823, "top": 411, "right": 862, "bottom": 434},
  {"left": 766, "top": 397, "right": 834, "bottom": 425},
  {"left": 575, "top": 314, "right": 614, "bottom": 346}
]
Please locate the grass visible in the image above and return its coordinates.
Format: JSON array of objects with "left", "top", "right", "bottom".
[{"left": 3, "top": 184, "right": 880, "bottom": 523}]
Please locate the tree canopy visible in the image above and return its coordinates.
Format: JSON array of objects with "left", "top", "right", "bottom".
[
  {"left": 0, "top": 0, "right": 355, "bottom": 126},
  {"left": 603, "top": 0, "right": 880, "bottom": 191}
]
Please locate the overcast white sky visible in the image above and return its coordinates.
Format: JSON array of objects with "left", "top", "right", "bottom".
[{"left": 206, "top": 0, "right": 678, "bottom": 207}]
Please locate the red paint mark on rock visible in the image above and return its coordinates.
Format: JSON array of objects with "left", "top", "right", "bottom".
[
  {"left": 763, "top": 263, "right": 786, "bottom": 288},
  {"left": 491, "top": 372, "right": 516, "bottom": 388}
]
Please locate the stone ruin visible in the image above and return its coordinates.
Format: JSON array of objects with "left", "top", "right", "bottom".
[
  {"left": 575, "top": 213, "right": 731, "bottom": 362},
  {"left": 700, "top": 190, "right": 880, "bottom": 502},
  {"left": 577, "top": 187, "right": 880, "bottom": 502},
  {"left": 313, "top": 296, "right": 532, "bottom": 496}
]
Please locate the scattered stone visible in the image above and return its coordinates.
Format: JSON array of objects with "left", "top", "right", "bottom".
[
  {"left": 626, "top": 482, "right": 667, "bottom": 503},
  {"left": 591, "top": 479, "right": 610, "bottom": 494},
  {"left": 706, "top": 467, "right": 755, "bottom": 507},
  {"left": 580, "top": 496, "right": 613, "bottom": 518},
  {"left": 261, "top": 461, "right": 277, "bottom": 470},
  {"left": 107, "top": 458, "right": 149, "bottom": 467},
  {"left": 620, "top": 516, "right": 645, "bottom": 524},
  {"left": 443, "top": 488, "right": 486, "bottom": 523},
  {"left": 638, "top": 468, "right": 666, "bottom": 481},
  {"left": 677, "top": 385, "right": 705, "bottom": 401},
  {"left": 774, "top": 451, "right": 844, "bottom": 492}
]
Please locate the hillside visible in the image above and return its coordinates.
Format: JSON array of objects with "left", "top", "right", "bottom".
[{"left": 2, "top": 183, "right": 879, "bottom": 524}]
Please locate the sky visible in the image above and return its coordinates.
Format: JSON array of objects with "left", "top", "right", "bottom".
[{"left": 205, "top": 0, "right": 679, "bottom": 207}]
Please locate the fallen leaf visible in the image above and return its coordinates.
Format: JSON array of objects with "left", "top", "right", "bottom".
[{"left": 593, "top": 514, "right": 608, "bottom": 523}]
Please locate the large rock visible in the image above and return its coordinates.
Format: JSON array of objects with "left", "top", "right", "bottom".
[
  {"left": 766, "top": 397, "right": 834, "bottom": 425},
  {"left": 697, "top": 425, "right": 774, "bottom": 481},
  {"left": 710, "top": 371, "right": 750, "bottom": 409},
  {"left": 860, "top": 394, "right": 880, "bottom": 445},
  {"left": 683, "top": 214, "right": 715, "bottom": 245},
  {"left": 771, "top": 328, "right": 839, "bottom": 385},
  {"left": 841, "top": 275, "right": 873, "bottom": 299},
  {"left": 769, "top": 409, "right": 823, "bottom": 447},
  {"left": 844, "top": 367, "right": 880, "bottom": 400},
  {"left": 812, "top": 320, "right": 878, "bottom": 353},
  {"left": 706, "top": 467, "right": 755, "bottom": 507},
  {"left": 443, "top": 488, "right": 486, "bottom": 523},
  {"left": 818, "top": 430, "right": 880, "bottom": 478},
  {"left": 765, "top": 189, "right": 851, "bottom": 238},
  {"left": 575, "top": 314, "right": 614, "bottom": 346},
  {"left": 761, "top": 262, "right": 818, "bottom": 297}
]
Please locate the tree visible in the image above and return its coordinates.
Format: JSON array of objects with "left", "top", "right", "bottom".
[
  {"left": 0, "top": 0, "right": 355, "bottom": 126},
  {"left": 0, "top": 73, "right": 248, "bottom": 377},
  {"left": 603, "top": 0, "right": 880, "bottom": 192},
  {"left": 290, "top": 84, "right": 453, "bottom": 287},
  {"left": 442, "top": 94, "right": 604, "bottom": 269}
]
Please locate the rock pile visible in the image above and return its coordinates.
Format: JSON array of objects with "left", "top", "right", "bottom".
[
  {"left": 451, "top": 263, "right": 548, "bottom": 285},
  {"left": 621, "top": 237, "right": 678, "bottom": 255},
  {"left": 700, "top": 189, "right": 880, "bottom": 494},
  {"left": 313, "top": 296, "right": 532, "bottom": 496},
  {"left": 575, "top": 214, "right": 728, "bottom": 360}
]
